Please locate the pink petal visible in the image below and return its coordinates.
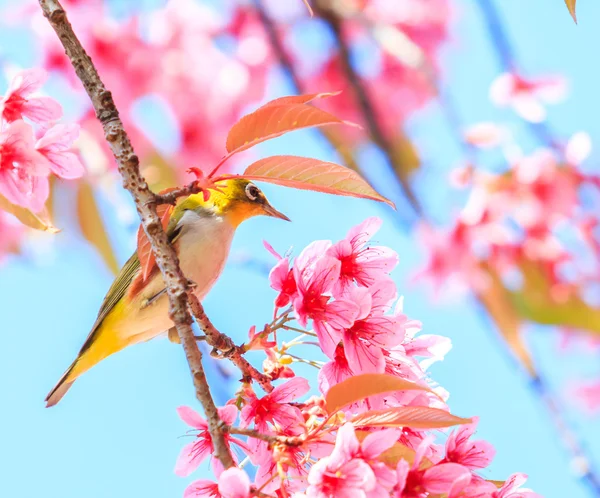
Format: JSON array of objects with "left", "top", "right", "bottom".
[
  {"left": 217, "top": 468, "right": 251, "bottom": 498},
  {"left": 36, "top": 123, "right": 80, "bottom": 150},
  {"left": 295, "top": 239, "right": 332, "bottom": 271},
  {"left": 422, "top": 463, "right": 471, "bottom": 495},
  {"left": 534, "top": 76, "right": 568, "bottom": 103},
  {"left": 218, "top": 405, "right": 239, "bottom": 426},
  {"left": 271, "top": 377, "right": 310, "bottom": 403},
  {"left": 346, "top": 217, "right": 382, "bottom": 249},
  {"left": 44, "top": 150, "right": 85, "bottom": 179},
  {"left": 27, "top": 174, "right": 49, "bottom": 212},
  {"left": 512, "top": 95, "right": 546, "bottom": 123},
  {"left": 395, "top": 460, "right": 409, "bottom": 494},
  {"left": 314, "top": 321, "right": 343, "bottom": 359},
  {"left": 7, "top": 68, "right": 47, "bottom": 97},
  {"left": 489, "top": 73, "right": 515, "bottom": 106},
  {"left": 272, "top": 403, "right": 304, "bottom": 429},
  {"left": 22, "top": 97, "right": 62, "bottom": 123},
  {"left": 183, "top": 479, "right": 220, "bottom": 498},
  {"left": 177, "top": 406, "right": 207, "bottom": 429},
  {"left": 325, "top": 299, "right": 359, "bottom": 329},
  {"left": 344, "top": 332, "right": 384, "bottom": 374},
  {"left": 174, "top": 441, "right": 210, "bottom": 477},
  {"left": 263, "top": 239, "right": 282, "bottom": 259},
  {"left": 330, "top": 422, "right": 360, "bottom": 465},
  {"left": 361, "top": 429, "right": 401, "bottom": 459}
]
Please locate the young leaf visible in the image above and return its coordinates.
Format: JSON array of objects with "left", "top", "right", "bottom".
[
  {"left": 477, "top": 264, "right": 535, "bottom": 376},
  {"left": 242, "top": 155, "right": 394, "bottom": 207},
  {"left": 263, "top": 92, "right": 340, "bottom": 107},
  {"left": 325, "top": 373, "right": 432, "bottom": 414},
  {"left": 565, "top": 0, "right": 577, "bottom": 23},
  {"left": 226, "top": 101, "right": 357, "bottom": 157},
  {"left": 77, "top": 182, "right": 119, "bottom": 275},
  {"left": 352, "top": 406, "right": 472, "bottom": 430},
  {"left": 0, "top": 193, "right": 59, "bottom": 233},
  {"left": 137, "top": 203, "right": 173, "bottom": 282}
]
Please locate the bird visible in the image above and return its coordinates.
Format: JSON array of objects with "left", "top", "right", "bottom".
[{"left": 45, "top": 178, "right": 289, "bottom": 407}]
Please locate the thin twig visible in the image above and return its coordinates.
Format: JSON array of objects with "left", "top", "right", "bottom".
[
  {"left": 223, "top": 425, "right": 303, "bottom": 446},
  {"left": 38, "top": 0, "right": 234, "bottom": 469},
  {"left": 313, "top": 0, "right": 423, "bottom": 217},
  {"left": 188, "top": 294, "right": 274, "bottom": 393}
]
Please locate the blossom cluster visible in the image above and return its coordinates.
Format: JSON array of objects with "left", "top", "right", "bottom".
[
  {"left": 175, "top": 218, "right": 538, "bottom": 498},
  {"left": 0, "top": 68, "right": 83, "bottom": 212},
  {"left": 7, "top": 0, "right": 449, "bottom": 175}
]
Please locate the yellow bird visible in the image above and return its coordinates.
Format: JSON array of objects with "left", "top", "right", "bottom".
[{"left": 46, "top": 179, "right": 289, "bottom": 407}]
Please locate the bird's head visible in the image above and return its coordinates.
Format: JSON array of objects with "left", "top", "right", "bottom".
[{"left": 174, "top": 178, "right": 290, "bottom": 228}]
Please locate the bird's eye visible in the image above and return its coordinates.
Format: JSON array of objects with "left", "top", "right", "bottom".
[{"left": 245, "top": 183, "right": 260, "bottom": 201}]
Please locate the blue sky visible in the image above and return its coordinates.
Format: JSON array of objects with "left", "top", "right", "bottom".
[{"left": 1, "top": 1, "right": 599, "bottom": 498}]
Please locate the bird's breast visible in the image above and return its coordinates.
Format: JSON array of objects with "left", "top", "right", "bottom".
[{"left": 177, "top": 211, "right": 236, "bottom": 300}]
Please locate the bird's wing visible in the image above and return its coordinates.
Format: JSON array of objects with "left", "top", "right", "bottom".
[{"left": 78, "top": 220, "right": 184, "bottom": 356}]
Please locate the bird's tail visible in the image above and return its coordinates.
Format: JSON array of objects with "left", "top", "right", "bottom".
[
  {"left": 45, "top": 325, "right": 130, "bottom": 407},
  {"left": 45, "top": 362, "right": 77, "bottom": 407}
]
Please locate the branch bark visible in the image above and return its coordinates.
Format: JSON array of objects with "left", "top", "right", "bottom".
[{"left": 38, "top": 0, "right": 234, "bottom": 469}]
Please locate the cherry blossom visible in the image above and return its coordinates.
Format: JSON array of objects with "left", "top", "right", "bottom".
[
  {"left": 490, "top": 72, "right": 567, "bottom": 123},
  {"left": 174, "top": 218, "right": 538, "bottom": 497},
  {"left": 0, "top": 68, "right": 62, "bottom": 124},
  {"left": 35, "top": 124, "right": 85, "bottom": 179},
  {"left": 240, "top": 377, "right": 309, "bottom": 430},
  {"left": 174, "top": 405, "right": 247, "bottom": 477},
  {"left": 327, "top": 217, "right": 399, "bottom": 295},
  {"left": 0, "top": 120, "right": 50, "bottom": 211}
]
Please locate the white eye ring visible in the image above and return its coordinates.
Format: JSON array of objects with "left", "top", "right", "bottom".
[{"left": 245, "top": 183, "right": 260, "bottom": 201}]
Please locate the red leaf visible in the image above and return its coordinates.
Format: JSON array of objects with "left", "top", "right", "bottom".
[
  {"left": 225, "top": 94, "right": 356, "bottom": 156},
  {"left": 263, "top": 92, "right": 340, "bottom": 107},
  {"left": 352, "top": 406, "right": 472, "bottom": 430},
  {"left": 137, "top": 204, "right": 173, "bottom": 282},
  {"left": 325, "top": 373, "right": 432, "bottom": 414},
  {"left": 241, "top": 155, "right": 394, "bottom": 207}
]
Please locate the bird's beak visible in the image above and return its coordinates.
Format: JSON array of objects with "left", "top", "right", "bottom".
[{"left": 262, "top": 203, "right": 291, "bottom": 222}]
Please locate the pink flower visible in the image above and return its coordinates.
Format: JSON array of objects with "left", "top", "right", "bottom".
[
  {"left": 341, "top": 282, "right": 407, "bottom": 374},
  {"left": 183, "top": 468, "right": 251, "bottom": 498},
  {"left": 240, "top": 377, "right": 309, "bottom": 430},
  {"left": 269, "top": 256, "right": 297, "bottom": 309},
  {"left": 35, "top": 124, "right": 85, "bottom": 179},
  {"left": 293, "top": 252, "right": 359, "bottom": 357},
  {"left": 443, "top": 417, "right": 495, "bottom": 470},
  {"left": 490, "top": 72, "right": 567, "bottom": 123},
  {"left": 318, "top": 344, "right": 353, "bottom": 395},
  {"left": 175, "top": 405, "right": 246, "bottom": 477},
  {"left": 494, "top": 473, "right": 541, "bottom": 498},
  {"left": 307, "top": 457, "right": 375, "bottom": 498},
  {"left": 393, "top": 437, "right": 471, "bottom": 498},
  {"left": 184, "top": 479, "right": 221, "bottom": 498},
  {"left": 1, "top": 68, "right": 62, "bottom": 124},
  {"left": 329, "top": 423, "right": 399, "bottom": 496},
  {"left": 0, "top": 120, "right": 50, "bottom": 211},
  {"left": 327, "top": 217, "right": 399, "bottom": 295}
]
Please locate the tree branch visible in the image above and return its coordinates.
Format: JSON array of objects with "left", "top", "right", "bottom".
[
  {"left": 38, "top": 0, "right": 234, "bottom": 469},
  {"left": 188, "top": 294, "right": 274, "bottom": 393},
  {"left": 313, "top": 0, "right": 423, "bottom": 217}
]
